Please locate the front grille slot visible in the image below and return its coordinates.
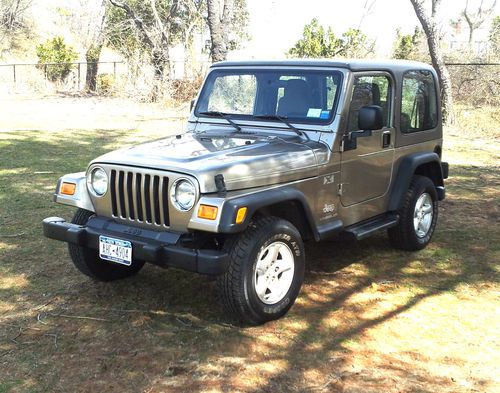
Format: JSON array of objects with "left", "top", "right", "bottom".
[
  {"left": 152, "top": 176, "right": 161, "bottom": 225},
  {"left": 126, "top": 172, "right": 135, "bottom": 219},
  {"left": 110, "top": 170, "right": 118, "bottom": 216},
  {"left": 117, "top": 171, "right": 126, "bottom": 218},
  {"left": 135, "top": 173, "right": 143, "bottom": 221},
  {"left": 161, "top": 177, "right": 169, "bottom": 225},
  {"left": 144, "top": 175, "right": 152, "bottom": 223},
  {"left": 110, "top": 169, "right": 170, "bottom": 227}
]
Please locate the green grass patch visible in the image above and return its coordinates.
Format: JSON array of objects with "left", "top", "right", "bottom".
[{"left": 0, "top": 105, "right": 499, "bottom": 393}]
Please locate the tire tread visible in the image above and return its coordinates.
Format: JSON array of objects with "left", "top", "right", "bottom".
[
  {"left": 216, "top": 216, "right": 301, "bottom": 325},
  {"left": 68, "top": 209, "right": 145, "bottom": 281},
  {"left": 388, "top": 175, "right": 438, "bottom": 251}
]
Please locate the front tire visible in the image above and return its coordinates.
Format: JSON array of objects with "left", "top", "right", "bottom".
[
  {"left": 388, "top": 175, "right": 439, "bottom": 251},
  {"left": 216, "top": 216, "right": 305, "bottom": 325},
  {"left": 68, "top": 209, "right": 145, "bottom": 281}
]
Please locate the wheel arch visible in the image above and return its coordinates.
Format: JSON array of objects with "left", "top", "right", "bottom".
[
  {"left": 389, "top": 152, "right": 445, "bottom": 211},
  {"left": 218, "top": 188, "right": 319, "bottom": 241}
]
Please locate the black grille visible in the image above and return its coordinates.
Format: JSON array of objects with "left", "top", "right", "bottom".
[{"left": 110, "top": 169, "right": 169, "bottom": 226}]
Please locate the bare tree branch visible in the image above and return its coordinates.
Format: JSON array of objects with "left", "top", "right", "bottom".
[
  {"left": 358, "top": 0, "right": 377, "bottom": 29},
  {"left": 108, "top": 0, "right": 155, "bottom": 49},
  {"left": 150, "top": 0, "right": 169, "bottom": 47},
  {"left": 409, "top": 0, "right": 454, "bottom": 123},
  {"left": 462, "top": 0, "right": 497, "bottom": 44},
  {"left": 0, "top": 0, "right": 33, "bottom": 31}
]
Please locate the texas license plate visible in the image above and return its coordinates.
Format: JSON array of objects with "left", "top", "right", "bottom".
[{"left": 99, "top": 236, "right": 132, "bottom": 266}]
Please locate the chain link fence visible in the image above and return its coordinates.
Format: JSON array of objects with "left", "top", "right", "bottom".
[
  {"left": 0, "top": 59, "right": 210, "bottom": 97},
  {"left": 1, "top": 60, "right": 498, "bottom": 105}
]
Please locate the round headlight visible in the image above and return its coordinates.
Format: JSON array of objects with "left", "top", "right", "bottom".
[
  {"left": 89, "top": 167, "right": 108, "bottom": 196},
  {"left": 171, "top": 179, "right": 196, "bottom": 211}
]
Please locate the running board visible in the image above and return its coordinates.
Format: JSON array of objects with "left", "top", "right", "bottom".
[{"left": 343, "top": 213, "right": 399, "bottom": 240}]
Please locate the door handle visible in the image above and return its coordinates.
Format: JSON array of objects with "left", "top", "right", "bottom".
[{"left": 382, "top": 130, "right": 391, "bottom": 148}]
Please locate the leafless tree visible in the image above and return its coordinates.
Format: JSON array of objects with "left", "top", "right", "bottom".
[
  {"left": 108, "top": 0, "right": 180, "bottom": 99},
  {"left": 69, "top": 0, "right": 107, "bottom": 92},
  {"left": 358, "top": 0, "right": 377, "bottom": 29},
  {"left": 462, "top": 0, "right": 497, "bottom": 45},
  {"left": 108, "top": 0, "right": 174, "bottom": 77},
  {"left": 179, "top": 0, "right": 205, "bottom": 75},
  {"left": 0, "top": 0, "right": 32, "bottom": 32},
  {"left": 409, "top": 0, "right": 454, "bottom": 124},
  {"left": 206, "top": 0, "right": 235, "bottom": 62},
  {"left": 0, "top": 0, "right": 33, "bottom": 56}
]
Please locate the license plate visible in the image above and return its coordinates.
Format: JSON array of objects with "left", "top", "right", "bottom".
[{"left": 99, "top": 236, "right": 132, "bottom": 266}]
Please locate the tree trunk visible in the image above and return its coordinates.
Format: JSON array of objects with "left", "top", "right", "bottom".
[
  {"left": 150, "top": 49, "right": 169, "bottom": 101},
  {"left": 109, "top": 0, "right": 172, "bottom": 101},
  {"left": 207, "top": 0, "right": 234, "bottom": 62},
  {"left": 410, "top": 0, "right": 454, "bottom": 124},
  {"left": 85, "top": 44, "right": 102, "bottom": 92}
]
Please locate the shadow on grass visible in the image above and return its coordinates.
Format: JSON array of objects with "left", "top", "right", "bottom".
[{"left": 0, "top": 130, "right": 498, "bottom": 392}]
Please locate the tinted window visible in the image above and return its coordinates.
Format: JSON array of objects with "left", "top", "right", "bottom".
[
  {"left": 401, "top": 70, "right": 438, "bottom": 133},
  {"left": 347, "top": 75, "right": 391, "bottom": 132},
  {"left": 195, "top": 69, "right": 343, "bottom": 124}
]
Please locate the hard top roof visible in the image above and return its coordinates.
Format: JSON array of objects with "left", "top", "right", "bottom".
[{"left": 210, "top": 59, "right": 435, "bottom": 73}]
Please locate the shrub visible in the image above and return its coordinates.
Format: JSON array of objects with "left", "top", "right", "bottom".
[
  {"left": 36, "top": 36, "right": 78, "bottom": 82},
  {"left": 97, "top": 73, "right": 115, "bottom": 95},
  {"left": 168, "top": 76, "right": 204, "bottom": 103}
]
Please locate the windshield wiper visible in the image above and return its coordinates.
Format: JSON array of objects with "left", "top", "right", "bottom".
[
  {"left": 253, "top": 114, "right": 303, "bottom": 136},
  {"left": 197, "top": 111, "right": 242, "bottom": 132}
]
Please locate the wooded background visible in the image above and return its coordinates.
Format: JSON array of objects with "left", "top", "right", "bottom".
[{"left": 1, "top": 0, "right": 499, "bottom": 115}]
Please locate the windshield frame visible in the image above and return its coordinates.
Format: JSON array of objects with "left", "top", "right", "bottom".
[{"left": 193, "top": 67, "right": 345, "bottom": 127}]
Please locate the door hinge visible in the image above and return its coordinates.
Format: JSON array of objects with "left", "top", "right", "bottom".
[{"left": 338, "top": 183, "right": 344, "bottom": 196}]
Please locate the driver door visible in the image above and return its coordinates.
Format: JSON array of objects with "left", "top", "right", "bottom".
[{"left": 340, "top": 73, "right": 395, "bottom": 207}]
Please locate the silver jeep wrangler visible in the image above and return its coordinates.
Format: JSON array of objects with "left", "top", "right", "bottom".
[{"left": 43, "top": 60, "right": 449, "bottom": 325}]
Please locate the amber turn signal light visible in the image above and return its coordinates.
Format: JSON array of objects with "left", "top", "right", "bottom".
[
  {"left": 235, "top": 207, "right": 247, "bottom": 224},
  {"left": 197, "top": 204, "right": 218, "bottom": 220},
  {"left": 60, "top": 182, "right": 76, "bottom": 196}
]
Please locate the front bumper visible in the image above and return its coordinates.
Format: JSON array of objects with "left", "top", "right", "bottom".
[{"left": 42, "top": 216, "right": 229, "bottom": 275}]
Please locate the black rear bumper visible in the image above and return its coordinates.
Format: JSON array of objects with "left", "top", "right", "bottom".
[{"left": 42, "top": 216, "right": 229, "bottom": 275}]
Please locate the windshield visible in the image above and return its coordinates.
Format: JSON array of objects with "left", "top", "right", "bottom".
[{"left": 195, "top": 68, "right": 343, "bottom": 125}]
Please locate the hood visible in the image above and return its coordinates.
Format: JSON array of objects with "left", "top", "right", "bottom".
[{"left": 91, "top": 132, "right": 326, "bottom": 193}]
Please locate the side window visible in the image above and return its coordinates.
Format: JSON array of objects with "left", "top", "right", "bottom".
[
  {"left": 401, "top": 70, "right": 438, "bottom": 133},
  {"left": 347, "top": 75, "right": 391, "bottom": 132}
]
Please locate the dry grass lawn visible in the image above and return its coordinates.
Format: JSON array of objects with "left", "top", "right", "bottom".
[{"left": 0, "top": 95, "right": 499, "bottom": 393}]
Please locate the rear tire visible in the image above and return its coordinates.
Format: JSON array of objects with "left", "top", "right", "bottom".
[
  {"left": 68, "top": 209, "right": 145, "bottom": 281},
  {"left": 216, "top": 216, "right": 305, "bottom": 326},
  {"left": 388, "top": 175, "right": 438, "bottom": 251}
]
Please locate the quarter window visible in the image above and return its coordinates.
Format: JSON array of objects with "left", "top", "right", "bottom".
[{"left": 401, "top": 70, "right": 438, "bottom": 133}]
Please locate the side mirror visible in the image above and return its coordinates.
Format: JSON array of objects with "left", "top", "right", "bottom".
[
  {"left": 358, "top": 105, "right": 384, "bottom": 131},
  {"left": 343, "top": 105, "right": 384, "bottom": 151},
  {"left": 190, "top": 99, "right": 196, "bottom": 112}
]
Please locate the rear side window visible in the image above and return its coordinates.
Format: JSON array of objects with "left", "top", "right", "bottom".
[{"left": 401, "top": 70, "right": 438, "bottom": 133}]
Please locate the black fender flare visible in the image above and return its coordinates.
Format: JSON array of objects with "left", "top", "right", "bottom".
[
  {"left": 218, "top": 187, "right": 320, "bottom": 239},
  {"left": 389, "top": 152, "right": 445, "bottom": 211}
]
